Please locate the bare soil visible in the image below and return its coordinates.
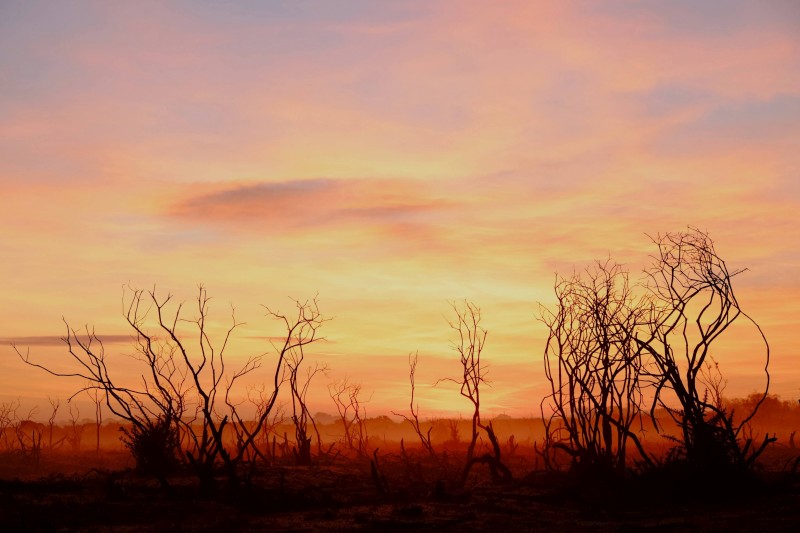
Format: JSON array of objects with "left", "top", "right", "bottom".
[{"left": 1, "top": 449, "right": 799, "bottom": 532}]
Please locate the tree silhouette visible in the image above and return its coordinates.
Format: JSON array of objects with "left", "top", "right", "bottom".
[
  {"left": 392, "top": 352, "right": 436, "bottom": 458},
  {"left": 329, "top": 377, "right": 370, "bottom": 457},
  {"left": 540, "top": 260, "right": 653, "bottom": 473},
  {"left": 15, "top": 286, "right": 327, "bottom": 486},
  {"left": 640, "top": 229, "right": 773, "bottom": 471},
  {"left": 442, "top": 301, "right": 511, "bottom": 484},
  {"left": 539, "top": 229, "right": 773, "bottom": 475}
]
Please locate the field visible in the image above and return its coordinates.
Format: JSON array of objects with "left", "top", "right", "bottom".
[{"left": 2, "top": 420, "right": 799, "bottom": 532}]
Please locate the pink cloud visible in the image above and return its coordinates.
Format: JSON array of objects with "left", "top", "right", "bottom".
[{"left": 170, "top": 178, "right": 457, "bottom": 236}]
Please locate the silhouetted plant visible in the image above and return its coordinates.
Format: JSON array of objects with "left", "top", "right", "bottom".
[
  {"left": 370, "top": 448, "right": 389, "bottom": 496},
  {"left": 124, "top": 285, "right": 242, "bottom": 486},
  {"left": 228, "top": 389, "right": 286, "bottom": 466},
  {"left": 121, "top": 414, "right": 180, "bottom": 482},
  {"left": 640, "top": 229, "right": 773, "bottom": 472},
  {"left": 540, "top": 260, "right": 653, "bottom": 474},
  {"left": 286, "top": 358, "right": 327, "bottom": 465},
  {"left": 441, "top": 301, "right": 511, "bottom": 484},
  {"left": 14, "top": 418, "right": 44, "bottom": 466},
  {"left": 65, "top": 403, "right": 83, "bottom": 452},
  {"left": 86, "top": 388, "right": 103, "bottom": 453},
  {"left": 443, "top": 301, "right": 487, "bottom": 463},
  {"left": 539, "top": 229, "right": 774, "bottom": 477},
  {"left": 392, "top": 352, "right": 436, "bottom": 458},
  {"left": 255, "top": 399, "right": 286, "bottom": 462},
  {"left": 446, "top": 419, "right": 460, "bottom": 445},
  {"left": 226, "top": 296, "right": 328, "bottom": 471},
  {"left": 506, "top": 434, "right": 518, "bottom": 457},
  {"left": 45, "top": 397, "right": 60, "bottom": 450},
  {"left": 0, "top": 400, "right": 21, "bottom": 451},
  {"left": 15, "top": 312, "right": 188, "bottom": 481},
  {"left": 329, "top": 377, "right": 370, "bottom": 457},
  {"left": 15, "top": 286, "right": 327, "bottom": 487}
]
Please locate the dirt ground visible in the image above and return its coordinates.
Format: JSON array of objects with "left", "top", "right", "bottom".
[{"left": 1, "top": 448, "right": 799, "bottom": 532}]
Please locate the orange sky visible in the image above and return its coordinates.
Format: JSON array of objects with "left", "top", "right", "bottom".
[{"left": 1, "top": 1, "right": 799, "bottom": 420}]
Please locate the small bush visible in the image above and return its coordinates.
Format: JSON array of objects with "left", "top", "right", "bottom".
[{"left": 120, "top": 416, "right": 179, "bottom": 477}]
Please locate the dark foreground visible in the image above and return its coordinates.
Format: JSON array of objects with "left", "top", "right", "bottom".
[{"left": 1, "top": 452, "right": 799, "bottom": 532}]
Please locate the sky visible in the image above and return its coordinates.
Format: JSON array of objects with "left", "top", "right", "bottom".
[{"left": 1, "top": 0, "right": 799, "bottom": 420}]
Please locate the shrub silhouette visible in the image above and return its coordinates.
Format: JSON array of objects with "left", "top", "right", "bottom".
[
  {"left": 642, "top": 229, "right": 773, "bottom": 472},
  {"left": 441, "top": 301, "right": 512, "bottom": 484},
  {"left": 121, "top": 415, "right": 180, "bottom": 481},
  {"left": 540, "top": 260, "right": 652, "bottom": 474},
  {"left": 539, "top": 228, "right": 773, "bottom": 476},
  {"left": 15, "top": 286, "right": 327, "bottom": 488}
]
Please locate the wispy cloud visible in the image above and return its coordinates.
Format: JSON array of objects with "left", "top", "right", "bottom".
[
  {"left": 170, "top": 178, "right": 456, "bottom": 235},
  {"left": 652, "top": 94, "right": 800, "bottom": 156},
  {"left": 1, "top": 334, "right": 133, "bottom": 347}
]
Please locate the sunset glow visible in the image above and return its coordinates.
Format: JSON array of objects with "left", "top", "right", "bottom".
[{"left": 2, "top": 1, "right": 799, "bottom": 419}]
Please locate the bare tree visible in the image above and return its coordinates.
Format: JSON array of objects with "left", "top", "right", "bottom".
[
  {"left": 46, "top": 397, "right": 61, "bottom": 450},
  {"left": 441, "top": 301, "right": 511, "bottom": 484},
  {"left": 226, "top": 387, "right": 285, "bottom": 466},
  {"left": 640, "top": 228, "right": 773, "bottom": 470},
  {"left": 10, "top": 403, "right": 41, "bottom": 464},
  {"left": 392, "top": 352, "right": 435, "bottom": 457},
  {"left": 445, "top": 301, "right": 487, "bottom": 462},
  {"left": 224, "top": 297, "right": 327, "bottom": 472},
  {"left": 16, "top": 287, "right": 327, "bottom": 487},
  {"left": 329, "top": 377, "right": 369, "bottom": 457},
  {"left": 539, "top": 261, "right": 653, "bottom": 473},
  {"left": 286, "top": 361, "right": 327, "bottom": 465},
  {"left": 65, "top": 403, "right": 83, "bottom": 452},
  {"left": 15, "top": 416, "right": 44, "bottom": 466},
  {"left": 122, "top": 285, "right": 245, "bottom": 484},
  {"left": 539, "top": 229, "right": 773, "bottom": 475},
  {"left": 85, "top": 388, "right": 103, "bottom": 453},
  {"left": 246, "top": 391, "right": 286, "bottom": 463},
  {"left": 0, "top": 400, "right": 21, "bottom": 451},
  {"left": 15, "top": 316, "right": 183, "bottom": 485},
  {"left": 262, "top": 297, "right": 327, "bottom": 466}
]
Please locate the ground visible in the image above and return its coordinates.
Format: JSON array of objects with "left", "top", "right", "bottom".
[{"left": 1, "top": 449, "right": 799, "bottom": 531}]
